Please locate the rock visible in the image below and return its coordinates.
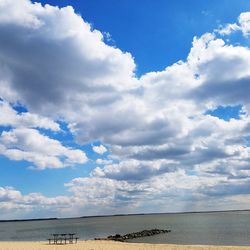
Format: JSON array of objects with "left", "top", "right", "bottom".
[{"left": 94, "top": 228, "right": 171, "bottom": 242}]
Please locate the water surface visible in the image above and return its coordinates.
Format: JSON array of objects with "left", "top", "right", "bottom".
[{"left": 0, "top": 211, "right": 249, "bottom": 246}]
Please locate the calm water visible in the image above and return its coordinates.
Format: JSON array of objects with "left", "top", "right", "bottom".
[{"left": 0, "top": 211, "right": 250, "bottom": 246}]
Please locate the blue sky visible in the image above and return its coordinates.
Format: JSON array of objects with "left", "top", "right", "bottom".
[
  {"left": 33, "top": 0, "right": 250, "bottom": 74},
  {"left": 0, "top": 0, "right": 250, "bottom": 219}
]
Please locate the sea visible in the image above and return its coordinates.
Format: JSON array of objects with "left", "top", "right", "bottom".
[{"left": 0, "top": 211, "right": 250, "bottom": 246}]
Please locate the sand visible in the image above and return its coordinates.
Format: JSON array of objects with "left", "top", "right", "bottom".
[{"left": 0, "top": 240, "right": 250, "bottom": 250}]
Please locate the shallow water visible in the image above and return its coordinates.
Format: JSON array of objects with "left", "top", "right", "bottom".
[{"left": 0, "top": 211, "right": 250, "bottom": 246}]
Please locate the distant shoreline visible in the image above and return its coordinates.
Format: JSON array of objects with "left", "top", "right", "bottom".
[
  {"left": 0, "top": 218, "right": 57, "bottom": 223},
  {"left": 0, "top": 209, "right": 249, "bottom": 223}
]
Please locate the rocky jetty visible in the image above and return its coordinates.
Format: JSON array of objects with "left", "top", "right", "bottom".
[{"left": 95, "top": 228, "right": 171, "bottom": 242}]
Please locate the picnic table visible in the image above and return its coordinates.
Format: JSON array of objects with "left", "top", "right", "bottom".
[{"left": 47, "top": 233, "right": 78, "bottom": 244}]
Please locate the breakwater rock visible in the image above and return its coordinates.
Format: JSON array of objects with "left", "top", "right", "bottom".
[{"left": 95, "top": 228, "right": 171, "bottom": 242}]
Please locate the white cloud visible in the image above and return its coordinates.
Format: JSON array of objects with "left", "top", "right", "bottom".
[
  {"left": 217, "top": 11, "right": 250, "bottom": 37},
  {"left": 92, "top": 159, "right": 177, "bottom": 180},
  {"left": 92, "top": 144, "right": 107, "bottom": 154},
  {"left": 238, "top": 12, "right": 250, "bottom": 36},
  {"left": 0, "top": 186, "right": 75, "bottom": 219},
  {"left": 0, "top": 0, "right": 43, "bottom": 28},
  {"left": 0, "top": 128, "right": 88, "bottom": 169},
  {"left": 0, "top": 186, "right": 22, "bottom": 202},
  {"left": 96, "top": 158, "right": 113, "bottom": 165},
  {"left": 1, "top": 166, "right": 250, "bottom": 219},
  {"left": 217, "top": 23, "right": 240, "bottom": 36},
  {"left": 63, "top": 169, "right": 250, "bottom": 215},
  {"left": 0, "top": 0, "right": 137, "bottom": 109},
  {"left": 0, "top": 100, "right": 60, "bottom": 131}
]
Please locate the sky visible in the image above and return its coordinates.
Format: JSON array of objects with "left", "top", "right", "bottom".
[{"left": 0, "top": 0, "right": 250, "bottom": 219}]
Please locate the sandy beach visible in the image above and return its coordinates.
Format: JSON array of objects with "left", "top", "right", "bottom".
[{"left": 0, "top": 240, "right": 250, "bottom": 250}]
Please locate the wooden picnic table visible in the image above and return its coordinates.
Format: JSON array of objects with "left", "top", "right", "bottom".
[{"left": 48, "top": 233, "right": 78, "bottom": 244}]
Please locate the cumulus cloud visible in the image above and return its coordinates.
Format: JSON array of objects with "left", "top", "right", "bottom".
[
  {"left": 92, "top": 144, "right": 107, "bottom": 154},
  {"left": 64, "top": 169, "right": 250, "bottom": 215},
  {"left": 239, "top": 12, "right": 250, "bottom": 36},
  {"left": 92, "top": 159, "right": 177, "bottom": 181},
  {"left": 0, "top": 0, "right": 137, "bottom": 110},
  {"left": 0, "top": 100, "right": 60, "bottom": 131},
  {"left": 0, "top": 186, "right": 75, "bottom": 219},
  {"left": 0, "top": 186, "right": 22, "bottom": 202},
  {"left": 0, "top": 128, "right": 88, "bottom": 169},
  {"left": 0, "top": 99, "right": 88, "bottom": 170},
  {"left": 2, "top": 168, "right": 250, "bottom": 219},
  {"left": 96, "top": 158, "right": 113, "bottom": 165},
  {"left": 217, "top": 12, "right": 250, "bottom": 36}
]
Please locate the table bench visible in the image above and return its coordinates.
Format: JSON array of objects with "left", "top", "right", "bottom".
[{"left": 47, "top": 233, "right": 79, "bottom": 244}]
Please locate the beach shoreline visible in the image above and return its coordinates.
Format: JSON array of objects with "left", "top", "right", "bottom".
[{"left": 0, "top": 240, "right": 250, "bottom": 250}]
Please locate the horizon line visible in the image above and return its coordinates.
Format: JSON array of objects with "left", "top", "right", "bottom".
[{"left": 1, "top": 208, "right": 249, "bottom": 223}]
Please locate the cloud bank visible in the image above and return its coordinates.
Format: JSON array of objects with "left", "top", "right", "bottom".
[{"left": 0, "top": 0, "right": 250, "bottom": 218}]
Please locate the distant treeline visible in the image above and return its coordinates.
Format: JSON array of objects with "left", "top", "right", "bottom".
[{"left": 0, "top": 218, "right": 58, "bottom": 223}]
